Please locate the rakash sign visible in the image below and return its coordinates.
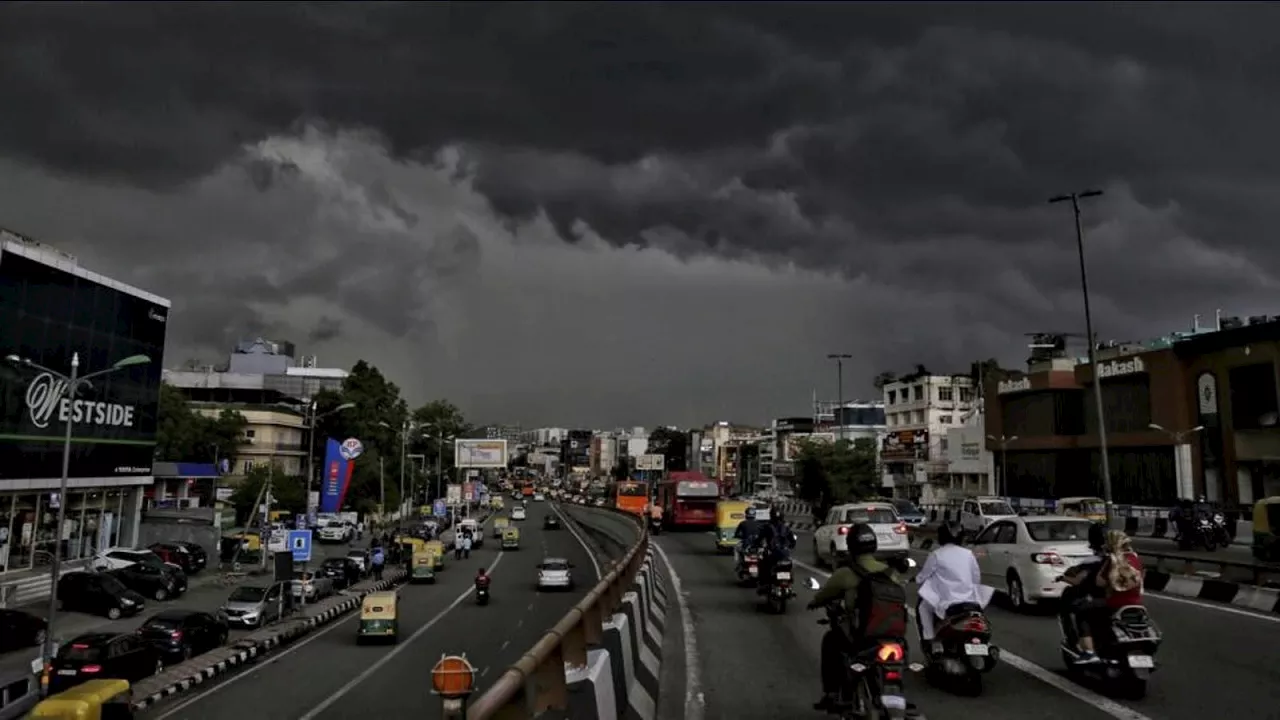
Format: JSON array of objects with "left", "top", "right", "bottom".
[
  {"left": 26, "top": 373, "right": 137, "bottom": 429},
  {"left": 1096, "top": 356, "right": 1146, "bottom": 379}
]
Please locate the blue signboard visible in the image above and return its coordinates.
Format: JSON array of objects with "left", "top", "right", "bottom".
[
  {"left": 289, "top": 529, "right": 312, "bottom": 563},
  {"left": 433, "top": 499, "right": 447, "bottom": 518}
]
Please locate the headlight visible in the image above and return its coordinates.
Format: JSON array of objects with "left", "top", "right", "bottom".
[
  {"left": 243, "top": 613, "right": 259, "bottom": 621},
  {"left": 121, "top": 598, "right": 135, "bottom": 606}
]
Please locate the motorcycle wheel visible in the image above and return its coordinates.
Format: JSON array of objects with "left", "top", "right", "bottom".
[
  {"left": 1118, "top": 675, "right": 1147, "bottom": 700},
  {"left": 768, "top": 594, "right": 786, "bottom": 614},
  {"left": 957, "top": 671, "right": 983, "bottom": 697}
]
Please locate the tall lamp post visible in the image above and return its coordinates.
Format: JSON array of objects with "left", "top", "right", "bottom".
[
  {"left": 1149, "top": 423, "right": 1204, "bottom": 500},
  {"left": 986, "top": 434, "right": 1019, "bottom": 496},
  {"left": 423, "top": 426, "right": 455, "bottom": 503},
  {"left": 6, "top": 351, "right": 151, "bottom": 685},
  {"left": 306, "top": 401, "right": 355, "bottom": 519},
  {"left": 378, "top": 419, "right": 412, "bottom": 520},
  {"left": 1049, "top": 188, "right": 1114, "bottom": 523},
  {"left": 827, "top": 353, "right": 853, "bottom": 441}
]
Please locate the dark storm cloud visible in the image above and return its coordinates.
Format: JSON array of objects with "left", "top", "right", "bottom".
[{"left": 0, "top": 3, "right": 1277, "bottom": 425}]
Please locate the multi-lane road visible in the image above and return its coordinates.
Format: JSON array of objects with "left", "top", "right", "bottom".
[
  {"left": 654, "top": 528, "right": 1280, "bottom": 720},
  {"left": 137, "top": 502, "right": 606, "bottom": 719}
]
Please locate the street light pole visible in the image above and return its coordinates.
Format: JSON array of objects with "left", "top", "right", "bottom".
[
  {"left": 827, "top": 353, "right": 853, "bottom": 441},
  {"left": 1149, "top": 423, "right": 1205, "bottom": 500},
  {"left": 1049, "top": 189, "right": 1113, "bottom": 523},
  {"left": 5, "top": 351, "right": 151, "bottom": 682},
  {"left": 986, "top": 434, "right": 1018, "bottom": 496}
]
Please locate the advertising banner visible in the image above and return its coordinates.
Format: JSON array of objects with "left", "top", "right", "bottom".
[
  {"left": 881, "top": 429, "right": 929, "bottom": 461},
  {"left": 446, "top": 484, "right": 463, "bottom": 504},
  {"left": 455, "top": 439, "right": 508, "bottom": 468},
  {"left": 0, "top": 246, "right": 169, "bottom": 481},
  {"left": 319, "top": 438, "right": 359, "bottom": 513}
]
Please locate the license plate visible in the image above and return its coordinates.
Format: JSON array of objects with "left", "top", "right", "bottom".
[
  {"left": 963, "top": 644, "right": 989, "bottom": 656},
  {"left": 1127, "top": 655, "right": 1154, "bottom": 669},
  {"left": 57, "top": 669, "right": 77, "bottom": 676},
  {"left": 776, "top": 571, "right": 791, "bottom": 580},
  {"left": 881, "top": 695, "right": 907, "bottom": 710},
  {"left": 748, "top": 567, "right": 758, "bottom": 576}
]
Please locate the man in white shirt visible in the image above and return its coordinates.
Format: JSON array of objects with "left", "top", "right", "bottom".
[{"left": 916, "top": 523, "right": 993, "bottom": 654}]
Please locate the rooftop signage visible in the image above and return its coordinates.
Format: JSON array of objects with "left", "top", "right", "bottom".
[
  {"left": 1096, "top": 356, "right": 1146, "bottom": 379},
  {"left": 997, "top": 377, "right": 1032, "bottom": 395}
]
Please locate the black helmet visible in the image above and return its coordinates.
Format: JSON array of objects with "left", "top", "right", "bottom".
[
  {"left": 846, "top": 522, "right": 878, "bottom": 558},
  {"left": 745, "top": 507, "right": 757, "bottom": 521},
  {"left": 772, "top": 507, "right": 786, "bottom": 525},
  {"left": 1087, "top": 522, "right": 1106, "bottom": 551},
  {"left": 937, "top": 522, "right": 961, "bottom": 546}
]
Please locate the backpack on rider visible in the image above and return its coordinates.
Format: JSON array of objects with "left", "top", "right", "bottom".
[{"left": 851, "top": 563, "right": 910, "bottom": 640}]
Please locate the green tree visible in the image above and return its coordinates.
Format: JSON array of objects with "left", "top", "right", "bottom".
[
  {"left": 645, "top": 427, "right": 688, "bottom": 472},
  {"left": 228, "top": 465, "right": 307, "bottom": 526},
  {"left": 794, "top": 438, "right": 881, "bottom": 521},
  {"left": 410, "top": 399, "right": 472, "bottom": 500},
  {"left": 154, "top": 383, "right": 247, "bottom": 463}
]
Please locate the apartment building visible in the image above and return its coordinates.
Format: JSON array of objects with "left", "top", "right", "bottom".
[{"left": 881, "top": 370, "right": 980, "bottom": 503}]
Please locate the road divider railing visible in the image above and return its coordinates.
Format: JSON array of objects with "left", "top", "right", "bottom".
[{"left": 464, "top": 506, "right": 668, "bottom": 720}]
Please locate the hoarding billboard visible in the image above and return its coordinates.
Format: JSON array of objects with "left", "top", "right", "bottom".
[
  {"left": 637, "top": 454, "right": 665, "bottom": 471},
  {"left": 455, "top": 439, "right": 508, "bottom": 468},
  {"left": 881, "top": 429, "right": 929, "bottom": 461},
  {"left": 319, "top": 438, "right": 358, "bottom": 513},
  {"left": 0, "top": 244, "right": 169, "bottom": 481}
]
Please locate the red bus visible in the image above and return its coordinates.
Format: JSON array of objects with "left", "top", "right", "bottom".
[
  {"left": 655, "top": 472, "right": 720, "bottom": 529},
  {"left": 614, "top": 481, "right": 648, "bottom": 516}
]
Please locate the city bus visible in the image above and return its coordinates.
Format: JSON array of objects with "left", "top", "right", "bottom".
[
  {"left": 614, "top": 481, "right": 648, "bottom": 516},
  {"left": 654, "top": 472, "right": 720, "bottom": 529}
]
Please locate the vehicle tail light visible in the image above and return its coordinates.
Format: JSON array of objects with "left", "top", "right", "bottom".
[
  {"left": 80, "top": 665, "right": 102, "bottom": 674},
  {"left": 837, "top": 526, "right": 850, "bottom": 535},
  {"left": 170, "top": 630, "right": 183, "bottom": 641},
  {"left": 876, "top": 642, "right": 904, "bottom": 663},
  {"left": 893, "top": 522, "right": 908, "bottom": 535},
  {"left": 884, "top": 670, "right": 902, "bottom": 681},
  {"left": 71, "top": 643, "right": 90, "bottom": 650},
  {"left": 1031, "top": 552, "right": 1064, "bottom": 565},
  {"left": 962, "top": 616, "right": 989, "bottom": 633}
]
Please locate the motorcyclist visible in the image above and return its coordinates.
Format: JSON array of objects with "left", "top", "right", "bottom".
[
  {"left": 475, "top": 567, "right": 491, "bottom": 588},
  {"left": 915, "top": 522, "right": 987, "bottom": 656},
  {"left": 807, "top": 523, "right": 906, "bottom": 712},
  {"left": 1059, "top": 522, "right": 1108, "bottom": 662},
  {"left": 755, "top": 508, "right": 796, "bottom": 591},
  {"left": 733, "top": 507, "right": 766, "bottom": 572}
]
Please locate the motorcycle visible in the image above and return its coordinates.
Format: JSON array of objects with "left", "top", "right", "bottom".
[
  {"left": 759, "top": 556, "right": 795, "bottom": 613},
  {"left": 737, "top": 549, "right": 762, "bottom": 586},
  {"left": 1210, "top": 512, "right": 1232, "bottom": 548},
  {"left": 920, "top": 602, "right": 998, "bottom": 696},
  {"left": 649, "top": 517, "right": 662, "bottom": 535},
  {"left": 807, "top": 578, "right": 922, "bottom": 720},
  {"left": 1057, "top": 601, "right": 1161, "bottom": 699},
  {"left": 475, "top": 578, "right": 491, "bottom": 606},
  {"left": 1177, "top": 516, "right": 1218, "bottom": 551}
]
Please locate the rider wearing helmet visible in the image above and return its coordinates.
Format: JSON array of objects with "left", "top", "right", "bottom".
[
  {"left": 807, "top": 523, "right": 905, "bottom": 712},
  {"left": 733, "top": 507, "right": 766, "bottom": 570},
  {"left": 755, "top": 507, "right": 796, "bottom": 591}
]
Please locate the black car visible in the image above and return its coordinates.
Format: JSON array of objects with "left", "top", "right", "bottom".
[
  {"left": 543, "top": 514, "right": 560, "bottom": 530},
  {"left": 317, "top": 557, "right": 360, "bottom": 589},
  {"left": 49, "top": 632, "right": 160, "bottom": 693},
  {"left": 170, "top": 541, "right": 209, "bottom": 572},
  {"left": 136, "top": 609, "right": 228, "bottom": 665},
  {"left": 57, "top": 572, "right": 145, "bottom": 620},
  {"left": 0, "top": 608, "right": 47, "bottom": 651},
  {"left": 110, "top": 563, "right": 185, "bottom": 602}
]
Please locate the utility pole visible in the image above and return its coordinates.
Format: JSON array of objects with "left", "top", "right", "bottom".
[
  {"left": 987, "top": 434, "right": 1018, "bottom": 496},
  {"left": 827, "top": 353, "right": 853, "bottom": 441},
  {"left": 1049, "top": 189, "right": 1113, "bottom": 523}
]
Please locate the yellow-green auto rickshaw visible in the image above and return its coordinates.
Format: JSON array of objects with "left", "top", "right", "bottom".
[
  {"left": 410, "top": 550, "right": 436, "bottom": 583},
  {"left": 425, "top": 540, "right": 446, "bottom": 570},
  {"left": 492, "top": 516, "right": 510, "bottom": 539},
  {"left": 501, "top": 526, "right": 521, "bottom": 550},
  {"left": 357, "top": 591, "right": 399, "bottom": 644},
  {"left": 1252, "top": 496, "right": 1280, "bottom": 562},
  {"left": 28, "top": 678, "right": 132, "bottom": 720},
  {"left": 714, "top": 500, "right": 751, "bottom": 553},
  {"left": 1056, "top": 496, "right": 1108, "bottom": 524}
]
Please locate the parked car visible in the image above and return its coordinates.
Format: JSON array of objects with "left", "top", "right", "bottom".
[
  {"left": 149, "top": 543, "right": 203, "bottom": 574},
  {"left": 92, "top": 547, "right": 181, "bottom": 573},
  {"left": 219, "top": 582, "right": 287, "bottom": 628},
  {"left": 291, "top": 571, "right": 336, "bottom": 602},
  {"left": 970, "top": 516, "right": 1097, "bottom": 611},
  {"left": 813, "top": 502, "right": 910, "bottom": 567},
  {"left": 346, "top": 549, "right": 370, "bottom": 575},
  {"left": 536, "top": 558, "right": 575, "bottom": 591},
  {"left": 0, "top": 608, "right": 47, "bottom": 651},
  {"left": 318, "top": 519, "right": 353, "bottom": 543},
  {"left": 49, "top": 632, "right": 161, "bottom": 693},
  {"left": 136, "top": 610, "right": 228, "bottom": 665},
  {"left": 109, "top": 563, "right": 187, "bottom": 602},
  {"left": 56, "top": 572, "right": 145, "bottom": 620},
  {"left": 317, "top": 557, "right": 361, "bottom": 589}
]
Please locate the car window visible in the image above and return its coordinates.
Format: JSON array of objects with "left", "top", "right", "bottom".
[
  {"left": 99, "top": 575, "right": 128, "bottom": 594},
  {"left": 991, "top": 523, "right": 1017, "bottom": 544},
  {"left": 846, "top": 508, "right": 898, "bottom": 524},
  {"left": 541, "top": 561, "right": 570, "bottom": 571},
  {"left": 981, "top": 501, "right": 1015, "bottom": 516},
  {"left": 1025, "top": 520, "right": 1093, "bottom": 542},
  {"left": 142, "top": 617, "right": 182, "bottom": 632},
  {"left": 60, "top": 643, "right": 102, "bottom": 662},
  {"left": 971, "top": 524, "right": 996, "bottom": 545},
  {"left": 228, "top": 586, "right": 267, "bottom": 603}
]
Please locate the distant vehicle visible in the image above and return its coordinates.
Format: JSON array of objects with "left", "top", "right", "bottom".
[
  {"left": 220, "top": 582, "right": 287, "bottom": 628},
  {"left": 533, "top": 493, "right": 546, "bottom": 502},
  {"left": 891, "top": 499, "right": 928, "bottom": 527},
  {"left": 543, "top": 514, "right": 560, "bottom": 530},
  {"left": 318, "top": 519, "right": 353, "bottom": 543},
  {"left": 536, "top": 558, "right": 575, "bottom": 591},
  {"left": 109, "top": 562, "right": 187, "bottom": 601},
  {"left": 456, "top": 518, "right": 484, "bottom": 547},
  {"left": 292, "top": 571, "right": 336, "bottom": 602},
  {"left": 613, "top": 481, "right": 648, "bottom": 516},
  {"left": 511, "top": 507, "right": 527, "bottom": 521},
  {"left": 0, "top": 608, "right": 46, "bottom": 651},
  {"left": 57, "top": 572, "right": 145, "bottom": 620},
  {"left": 813, "top": 502, "right": 909, "bottom": 567},
  {"left": 318, "top": 557, "right": 361, "bottom": 589},
  {"left": 49, "top": 632, "right": 160, "bottom": 693},
  {"left": 959, "top": 496, "right": 1018, "bottom": 536},
  {"left": 136, "top": 610, "right": 228, "bottom": 665},
  {"left": 148, "top": 543, "right": 203, "bottom": 574},
  {"left": 654, "top": 473, "right": 721, "bottom": 529}
]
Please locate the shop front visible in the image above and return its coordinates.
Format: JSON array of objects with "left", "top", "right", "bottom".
[{"left": 0, "top": 487, "right": 145, "bottom": 573}]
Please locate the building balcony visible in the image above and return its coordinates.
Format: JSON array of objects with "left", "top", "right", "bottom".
[{"left": 239, "top": 441, "right": 306, "bottom": 454}]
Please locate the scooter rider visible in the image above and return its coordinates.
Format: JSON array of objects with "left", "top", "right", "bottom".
[
  {"left": 733, "top": 507, "right": 766, "bottom": 571},
  {"left": 755, "top": 507, "right": 796, "bottom": 591},
  {"left": 1059, "top": 522, "right": 1108, "bottom": 662},
  {"left": 915, "top": 522, "right": 989, "bottom": 656}
]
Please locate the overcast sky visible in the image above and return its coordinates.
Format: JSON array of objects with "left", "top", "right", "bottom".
[{"left": 1, "top": 3, "right": 1276, "bottom": 428}]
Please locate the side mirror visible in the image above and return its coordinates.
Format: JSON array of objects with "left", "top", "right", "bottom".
[
  {"left": 807, "top": 577, "right": 821, "bottom": 590},
  {"left": 906, "top": 557, "right": 918, "bottom": 569}
]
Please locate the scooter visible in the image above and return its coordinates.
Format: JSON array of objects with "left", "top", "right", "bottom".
[
  {"left": 919, "top": 602, "right": 999, "bottom": 696},
  {"left": 736, "top": 550, "right": 762, "bottom": 586},
  {"left": 1057, "top": 593, "right": 1160, "bottom": 699},
  {"left": 475, "top": 578, "right": 491, "bottom": 606}
]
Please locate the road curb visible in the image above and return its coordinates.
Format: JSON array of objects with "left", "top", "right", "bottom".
[
  {"left": 130, "top": 569, "right": 407, "bottom": 711},
  {"left": 1143, "top": 569, "right": 1280, "bottom": 613}
]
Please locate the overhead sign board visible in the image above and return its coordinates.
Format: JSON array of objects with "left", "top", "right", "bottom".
[
  {"left": 637, "top": 454, "right": 665, "bottom": 471},
  {"left": 1096, "top": 356, "right": 1146, "bottom": 379},
  {"left": 455, "top": 439, "right": 508, "bottom": 468}
]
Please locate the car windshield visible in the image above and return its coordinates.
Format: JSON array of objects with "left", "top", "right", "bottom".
[
  {"left": 99, "top": 575, "right": 128, "bottom": 594},
  {"left": 893, "top": 500, "right": 921, "bottom": 515},
  {"left": 542, "top": 562, "right": 569, "bottom": 571},
  {"left": 980, "top": 501, "right": 1015, "bottom": 515},
  {"left": 1025, "top": 520, "right": 1094, "bottom": 542},
  {"left": 228, "top": 586, "right": 267, "bottom": 603},
  {"left": 847, "top": 508, "right": 898, "bottom": 524},
  {"left": 141, "top": 618, "right": 182, "bottom": 631}
]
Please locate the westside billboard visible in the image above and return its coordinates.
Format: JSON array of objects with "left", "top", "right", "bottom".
[{"left": 0, "top": 244, "right": 169, "bottom": 481}]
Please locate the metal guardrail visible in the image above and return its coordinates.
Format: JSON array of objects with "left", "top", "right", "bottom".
[
  {"left": 1138, "top": 551, "right": 1280, "bottom": 586},
  {"left": 465, "top": 506, "right": 647, "bottom": 719}
]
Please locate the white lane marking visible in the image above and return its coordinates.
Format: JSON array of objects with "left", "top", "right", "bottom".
[
  {"left": 294, "top": 551, "right": 506, "bottom": 720},
  {"left": 792, "top": 559, "right": 1156, "bottom": 720},
  {"left": 651, "top": 540, "right": 704, "bottom": 720},
  {"left": 553, "top": 502, "right": 603, "bottom": 582},
  {"left": 500, "top": 640, "right": 510, "bottom": 650}
]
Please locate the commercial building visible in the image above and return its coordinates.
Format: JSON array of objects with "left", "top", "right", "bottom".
[
  {"left": 880, "top": 371, "right": 981, "bottom": 503},
  {"left": 984, "top": 318, "right": 1280, "bottom": 508},
  {"left": 0, "top": 230, "right": 170, "bottom": 577}
]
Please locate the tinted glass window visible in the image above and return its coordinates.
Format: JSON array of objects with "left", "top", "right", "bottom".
[
  {"left": 59, "top": 644, "right": 102, "bottom": 662},
  {"left": 1025, "top": 520, "right": 1093, "bottom": 542},
  {"left": 846, "top": 508, "right": 898, "bottom": 524}
]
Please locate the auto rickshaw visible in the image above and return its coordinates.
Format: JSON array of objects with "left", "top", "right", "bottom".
[
  {"left": 357, "top": 591, "right": 399, "bottom": 644},
  {"left": 28, "top": 678, "right": 132, "bottom": 720},
  {"left": 492, "top": 516, "right": 510, "bottom": 539},
  {"left": 220, "top": 532, "right": 262, "bottom": 565},
  {"left": 501, "top": 526, "right": 520, "bottom": 550},
  {"left": 425, "top": 540, "right": 446, "bottom": 570},
  {"left": 410, "top": 550, "right": 437, "bottom": 583},
  {"left": 714, "top": 500, "right": 750, "bottom": 554},
  {"left": 1252, "top": 496, "right": 1280, "bottom": 562},
  {"left": 1056, "top": 496, "right": 1108, "bottom": 524}
]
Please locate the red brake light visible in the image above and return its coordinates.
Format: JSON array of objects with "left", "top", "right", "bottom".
[
  {"left": 170, "top": 630, "right": 183, "bottom": 641},
  {"left": 80, "top": 665, "right": 102, "bottom": 673},
  {"left": 893, "top": 522, "right": 908, "bottom": 535},
  {"left": 1032, "top": 552, "right": 1064, "bottom": 565},
  {"left": 876, "top": 642, "right": 905, "bottom": 663},
  {"left": 962, "top": 617, "right": 989, "bottom": 633},
  {"left": 884, "top": 670, "right": 902, "bottom": 681},
  {"left": 837, "top": 526, "right": 850, "bottom": 535},
  {"left": 71, "top": 643, "right": 90, "bottom": 650}
]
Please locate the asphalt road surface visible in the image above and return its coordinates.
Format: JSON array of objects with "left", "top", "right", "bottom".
[
  {"left": 0, "top": 540, "right": 356, "bottom": 679},
  {"left": 138, "top": 502, "right": 601, "bottom": 720},
  {"left": 656, "top": 528, "right": 1280, "bottom": 720}
]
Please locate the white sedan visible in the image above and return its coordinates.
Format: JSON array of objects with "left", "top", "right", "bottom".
[
  {"left": 511, "top": 507, "right": 527, "bottom": 521},
  {"left": 536, "top": 558, "right": 575, "bottom": 591},
  {"left": 969, "top": 516, "right": 1097, "bottom": 611}
]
